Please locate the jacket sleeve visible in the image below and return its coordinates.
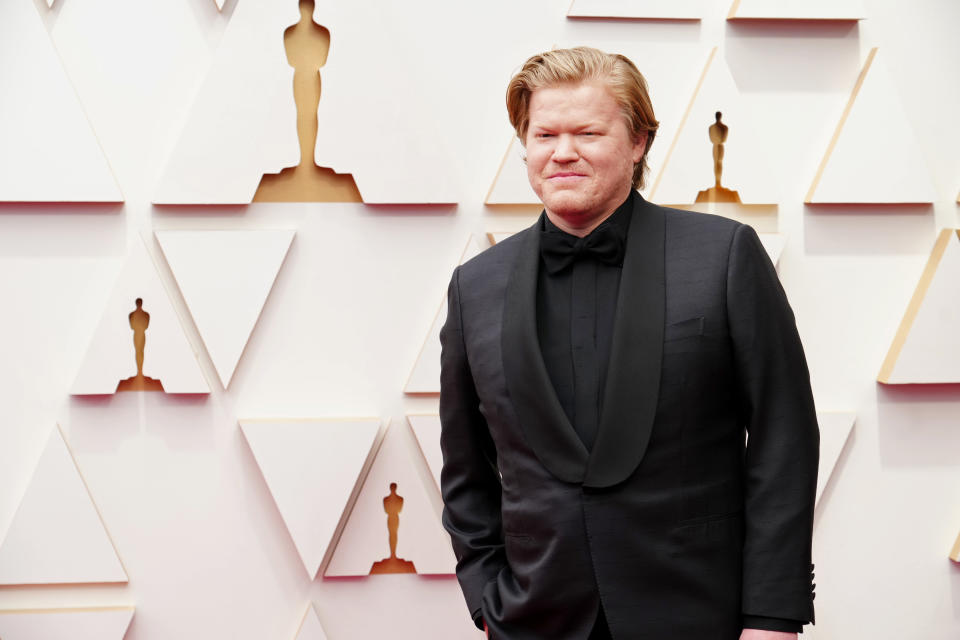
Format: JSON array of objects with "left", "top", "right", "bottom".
[
  {"left": 726, "top": 223, "right": 819, "bottom": 624},
  {"left": 439, "top": 266, "right": 506, "bottom": 629}
]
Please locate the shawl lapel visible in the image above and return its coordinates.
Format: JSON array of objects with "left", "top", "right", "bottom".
[
  {"left": 501, "top": 222, "right": 589, "bottom": 484},
  {"left": 585, "top": 194, "right": 665, "bottom": 488}
]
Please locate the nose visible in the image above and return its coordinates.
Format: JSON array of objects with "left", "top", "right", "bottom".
[{"left": 552, "top": 134, "right": 579, "bottom": 163}]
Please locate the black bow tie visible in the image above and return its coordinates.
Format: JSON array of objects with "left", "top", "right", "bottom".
[{"left": 540, "top": 222, "right": 626, "bottom": 275}]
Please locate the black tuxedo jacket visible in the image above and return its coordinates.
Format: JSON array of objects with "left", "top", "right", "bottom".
[{"left": 439, "top": 194, "right": 818, "bottom": 640}]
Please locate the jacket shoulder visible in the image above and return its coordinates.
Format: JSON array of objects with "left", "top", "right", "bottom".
[
  {"left": 651, "top": 203, "right": 743, "bottom": 257},
  {"left": 456, "top": 226, "right": 532, "bottom": 286},
  {"left": 656, "top": 203, "right": 742, "bottom": 237}
]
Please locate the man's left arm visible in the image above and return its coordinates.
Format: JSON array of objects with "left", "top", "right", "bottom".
[
  {"left": 726, "top": 223, "right": 819, "bottom": 634},
  {"left": 439, "top": 267, "right": 507, "bottom": 630}
]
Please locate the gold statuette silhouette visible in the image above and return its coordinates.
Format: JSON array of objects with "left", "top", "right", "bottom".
[
  {"left": 369, "top": 482, "right": 417, "bottom": 574},
  {"left": 695, "top": 111, "right": 741, "bottom": 204},
  {"left": 254, "top": 0, "right": 362, "bottom": 202},
  {"left": 116, "top": 298, "right": 164, "bottom": 392}
]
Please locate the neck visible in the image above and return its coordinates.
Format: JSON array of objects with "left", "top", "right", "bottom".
[
  {"left": 544, "top": 189, "right": 634, "bottom": 238},
  {"left": 544, "top": 209, "right": 613, "bottom": 238}
]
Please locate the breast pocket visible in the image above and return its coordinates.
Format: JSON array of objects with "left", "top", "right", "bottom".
[{"left": 664, "top": 316, "right": 704, "bottom": 343}]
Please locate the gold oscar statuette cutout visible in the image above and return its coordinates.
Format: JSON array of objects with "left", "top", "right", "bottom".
[
  {"left": 116, "top": 298, "right": 164, "bottom": 392},
  {"left": 695, "top": 111, "right": 741, "bottom": 204},
  {"left": 369, "top": 482, "right": 417, "bottom": 574},
  {"left": 253, "top": 0, "right": 362, "bottom": 202}
]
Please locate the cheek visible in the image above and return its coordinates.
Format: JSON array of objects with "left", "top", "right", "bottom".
[
  {"left": 602, "top": 151, "right": 635, "bottom": 181},
  {"left": 524, "top": 150, "right": 544, "bottom": 193},
  {"left": 525, "top": 149, "right": 549, "bottom": 178}
]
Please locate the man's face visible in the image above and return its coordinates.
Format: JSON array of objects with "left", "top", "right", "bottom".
[{"left": 525, "top": 81, "right": 647, "bottom": 235}]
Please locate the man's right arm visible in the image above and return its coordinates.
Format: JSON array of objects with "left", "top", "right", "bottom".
[{"left": 439, "top": 266, "right": 506, "bottom": 631}]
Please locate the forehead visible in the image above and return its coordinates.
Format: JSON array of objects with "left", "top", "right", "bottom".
[{"left": 527, "top": 81, "right": 623, "bottom": 126}]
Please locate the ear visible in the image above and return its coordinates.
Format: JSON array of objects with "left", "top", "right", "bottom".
[{"left": 632, "top": 131, "right": 648, "bottom": 164}]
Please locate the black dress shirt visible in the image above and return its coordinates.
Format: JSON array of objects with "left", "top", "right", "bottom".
[{"left": 535, "top": 190, "right": 802, "bottom": 636}]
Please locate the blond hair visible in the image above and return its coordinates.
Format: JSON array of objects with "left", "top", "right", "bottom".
[{"left": 506, "top": 47, "right": 659, "bottom": 189}]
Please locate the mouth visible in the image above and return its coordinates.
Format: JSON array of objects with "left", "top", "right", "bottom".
[{"left": 548, "top": 172, "right": 586, "bottom": 180}]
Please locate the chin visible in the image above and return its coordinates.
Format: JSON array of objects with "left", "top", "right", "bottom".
[
  {"left": 545, "top": 197, "right": 595, "bottom": 220},
  {"left": 543, "top": 190, "right": 587, "bottom": 213}
]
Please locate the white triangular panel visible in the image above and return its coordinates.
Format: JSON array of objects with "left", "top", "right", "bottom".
[
  {"left": 46, "top": 0, "right": 56, "bottom": 8},
  {"left": 758, "top": 233, "right": 786, "bottom": 268},
  {"left": 816, "top": 412, "right": 855, "bottom": 505},
  {"left": 728, "top": 0, "right": 865, "bottom": 20},
  {"left": 487, "top": 43, "right": 709, "bottom": 204},
  {"left": 0, "top": 427, "right": 126, "bottom": 585},
  {"left": 408, "top": 415, "right": 442, "bottom": 491},
  {"left": 156, "top": 229, "right": 295, "bottom": 388},
  {"left": 880, "top": 230, "right": 960, "bottom": 384},
  {"left": 71, "top": 239, "right": 209, "bottom": 394},
  {"left": 650, "top": 49, "right": 779, "bottom": 205},
  {"left": 325, "top": 422, "right": 456, "bottom": 576},
  {"left": 486, "top": 137, "right": 538, "bottom": 205},
  {"left": 240, "top": 419, "right": 381, "bottom": 579},
  {"left": 404, "top": 305, "right": 447, "bottom": 395},
  {"left": 487, "top": 232, "right": 517, "bottom": 245},
  {"left": 153, "top": 2, "right": 300, "bottom": 203},
  {"left": 0, "top": 1, "right": 121, "bottom": 202},
  {"left": 214, "top": 0, "right": 225, "bottom": 10},
  {"left": 807, "top": 49, "right": 936, "bottom": 204},
  {"left": 568, "top": 0, "right": 705, "bottom": 20},
  {"left": 0, "top": 607, "right": 134, "bottom": 640},
  {"left": 311, "top": 5, "right": 459, "bottom": 203},
  {"left": 294, "top": 604, "right": 329, "bottom": 640},
  {"left": 404, "top": 236, "right": 485, "bottom": 395}
]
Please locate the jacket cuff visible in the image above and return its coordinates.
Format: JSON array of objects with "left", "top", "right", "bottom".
[{"left": 742, "top": 615, "right": 803, "bottom": 633}]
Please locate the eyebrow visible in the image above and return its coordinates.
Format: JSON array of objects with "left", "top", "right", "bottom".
[{"left": 529, "top": 121, "right": 606, "bottom": 132}]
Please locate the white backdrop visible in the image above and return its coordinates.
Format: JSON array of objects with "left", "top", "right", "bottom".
[{"left": 0, "top": 0, "right": 959, "bottom": 638}]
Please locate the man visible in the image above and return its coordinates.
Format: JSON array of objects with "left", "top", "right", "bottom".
[{"left": 439, "top": 47, "right": 818, "bottom": 640}]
